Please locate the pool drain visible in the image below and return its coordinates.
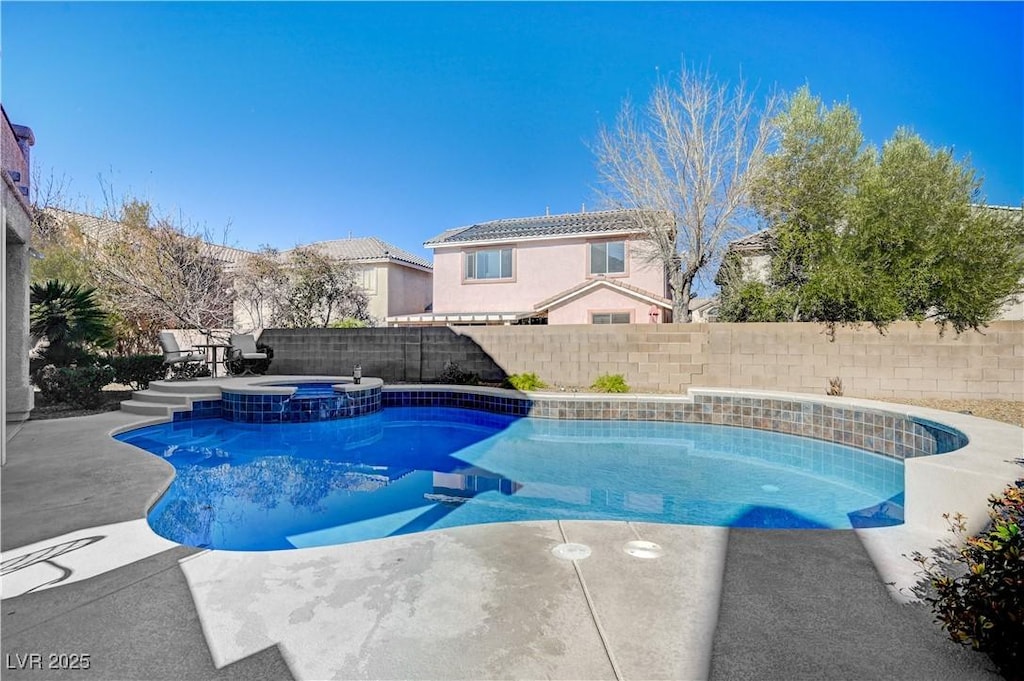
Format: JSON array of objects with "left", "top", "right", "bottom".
[
  {"left": 623, "top": 540, "right": 663, "bottom": 559},
  {"left": 551, "top": 543, "right": 592, "bottom": 560}
]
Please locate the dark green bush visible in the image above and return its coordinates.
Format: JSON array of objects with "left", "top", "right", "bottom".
[
  {"left": 591, "top": 373, "right": 629, "bottom": 393},
  {"left": 503, "top": 372, "right": 547, "bottom": 391},
  {"left": 109, "top": 354, "right": 166, "bottom": 390},
  {"left": 34, "top": 364, "right": 116, "bottom": 408},
  {"left": 913, "top": 481, "right": 1023, "bottom": 680}
]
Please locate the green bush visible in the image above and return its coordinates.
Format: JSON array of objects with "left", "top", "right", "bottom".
[
  {"left": 109, "top": 354, "right": 166, "bottom": 390},
  {"left": 503, "top": 373, "right": 547, "bottom": 391},
  {"left": 913, "top": 481, "right": 1023, "bottom": 679},
  {"left": 34, "top": 363, "right": 116, "bottom": 408},
  {"left": 327, "top": 317, "right": 368, "bottom": 329},
  {"left": 591, "top": 374, "right": 629, "bottom": 393}
]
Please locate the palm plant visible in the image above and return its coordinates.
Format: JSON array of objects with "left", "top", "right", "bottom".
[{"left": 30, "top": 280, "right": 114, "bottom": 366}]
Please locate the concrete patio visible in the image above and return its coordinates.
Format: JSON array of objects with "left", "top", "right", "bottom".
[{"left": 0, "top": 408, "right": 1005, "bottom": 680}]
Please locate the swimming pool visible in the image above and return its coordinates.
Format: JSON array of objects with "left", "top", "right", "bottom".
[{"left": 117, "top": 406, "right": 905, "bottom": 550}]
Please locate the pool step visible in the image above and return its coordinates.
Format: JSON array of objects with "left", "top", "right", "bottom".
[
  {"left": 132, "top": 390, "right": 191, "bottom": 405},
  {"left": 120, "top": 400, "right": 185, "bottom": 417}
]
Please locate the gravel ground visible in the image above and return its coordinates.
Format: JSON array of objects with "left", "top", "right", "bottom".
[{"left": 877, "top": 397, "right": 1024, "bottom": 428}]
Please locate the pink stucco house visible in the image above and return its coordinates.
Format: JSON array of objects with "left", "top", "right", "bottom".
[{"left": 387, "top": 209, "right": 672, "bottom": 326}]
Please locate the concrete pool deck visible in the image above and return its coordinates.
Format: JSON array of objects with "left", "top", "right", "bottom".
[{"left": 1, "top": 399, "right": 1016, "bottom": 680}]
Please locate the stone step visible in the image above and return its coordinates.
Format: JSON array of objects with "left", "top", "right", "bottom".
[
  {"left": 133, "top": 391, "right": 191, "bottom": 405},
  {"left": 146, "top": 380, "right": 223, "bottom": 396},
  {"left": 120, "top": 400, "right": 178, "bottom": 416}
]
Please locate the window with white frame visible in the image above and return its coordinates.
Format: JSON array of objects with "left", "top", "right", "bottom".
[
  {"left": 358, "top": 267, "right": 378, "bottom": 294},
  {"left": 589, "top": 241, "right": 626, "bottom": 275},
  {"left": 465, "top": 248, "right": 513, "bottom": 280},
  {"left": 591, "top": 312, "right": 631, "bottom": 324}
]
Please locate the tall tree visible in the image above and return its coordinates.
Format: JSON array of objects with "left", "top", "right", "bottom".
[
  {"left": 232, "top": 246, "right": 288, "bottom": 333},
  {"left": 594, "top": 64, "right": 777, "bottom": 321},
  {"left": 749, "top": 86, "right": 872, "bottom": 321},
  {"left": 728, "top": 88, "right": 1024, "bottom": 332}
]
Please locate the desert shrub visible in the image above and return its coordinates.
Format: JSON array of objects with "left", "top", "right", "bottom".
[
  {"left": 327, "top": 317, "right": 368, "bottom": 329},
  {"left": 436, "top": 360, "right": 479, "bottom": 385},
  {"left": 504, "top": 372, "right": 547, "bottom": 391},
  {"left": 35, "top": 363, "right": 115, "bottom": 408},
  {"left": 109, "top": 354, "right": 166, "bottom": 390},
  {"left": 913, "top": 481, "right": 1024, "bottom": 679},
  {"left": 591, "top": 374, "right": 629, "bottom": 393}
]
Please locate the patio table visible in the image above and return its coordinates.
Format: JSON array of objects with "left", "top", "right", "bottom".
[{"left": 193, "top": 343, "right": 230, "bottom": 378}]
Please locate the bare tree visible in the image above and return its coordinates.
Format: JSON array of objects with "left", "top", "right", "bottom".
[
  {"left": 594, "top": 64, "right": 777, "bottom": 321},
  {"left": 272, "top": 246, "right": 370, "bottom": 328},
  {"left": 232, "top": 246, "right": 288, "bottom": 333},
  {"left": 84, "top": 199, "right": 235, "bottom": 336}
]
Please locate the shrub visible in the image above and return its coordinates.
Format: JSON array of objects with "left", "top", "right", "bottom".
[
  {"left": 328, "top": 317, "right": 368, "bottom": 329},
  {"left": 34, "top": 363, "right": 115, "bottom": 409},
  {"left": 913, "top": 481, "right": 1024, "bottom": 679},
  {"left": 109, "top": 354, "right": 166, "bottom": 390},
  {"left": 436, "top": 360, "right": 479, "bottom": 385},
  {"left": 503, "top": 372, "right": 547, "bottom": 391},
  {"left": 591, "top": 374, "right": 629, "bottom": 393}
]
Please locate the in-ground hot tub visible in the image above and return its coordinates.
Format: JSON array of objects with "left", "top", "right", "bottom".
[{"left": 219, "top": 379, "right": 383, "bottom": 423}]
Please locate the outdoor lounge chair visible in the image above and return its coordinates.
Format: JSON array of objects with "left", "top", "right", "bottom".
[
  {"left": 158, "top": 331, "right": 206, "bottom": 380},
  {"left": 228, "top": 334, "right": 268, "bottom": 376}
]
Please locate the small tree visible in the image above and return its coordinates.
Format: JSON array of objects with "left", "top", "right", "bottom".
[
  {"left": 274, "top": 246, "right": 371, "bottom": 328},
  {"left": 594, "top": 64, "right": 777, "bottom": 321},
  {"left": 234, "top": 245, "right": 372, "bottom": 330}
]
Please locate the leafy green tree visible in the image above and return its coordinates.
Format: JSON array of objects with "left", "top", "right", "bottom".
[
  {"left": 732, "top": 87, "right": 1024, "bottom": 331},
  {"left": 30, "top": 280, "right": 114, "bottom": 366}
]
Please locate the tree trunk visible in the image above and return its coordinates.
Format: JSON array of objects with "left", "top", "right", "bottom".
[{"left": 672, "top": 274, "right": 694, "bottom": 323}]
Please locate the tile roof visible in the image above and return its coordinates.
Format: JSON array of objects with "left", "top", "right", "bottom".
[
  {"left": 44, "top": 208, "right": 252, "bottom": 267},
  {"left": 424, "top": 209, "right": 665, "bottom": 247},
  {"left": 42, "top": 209, "right": 431, "bottom": 271},
  {"left": 725, "top": 228, "right": 774, "bottom": 253},
  {"left": 289, "top": 237, "right": 432, "bottom": 270}
]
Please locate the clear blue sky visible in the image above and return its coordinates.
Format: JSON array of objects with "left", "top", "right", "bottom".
[{"left": 3, "top": 2, "right": 1021, "bottom": 262}]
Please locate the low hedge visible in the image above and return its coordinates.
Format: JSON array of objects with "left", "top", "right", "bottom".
[
  {"left": 109, "top": 354, "right": 166, "bottom": 390},
  {"left": 34, "top": 364, "right": 115, "bottom": 409}
]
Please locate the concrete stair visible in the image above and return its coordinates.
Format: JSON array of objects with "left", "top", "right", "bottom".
[{"left": 120, "top": 379, "right": 223, "bottom": 418}]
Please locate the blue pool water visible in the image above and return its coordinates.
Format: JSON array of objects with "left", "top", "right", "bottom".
[{"left": 117, "top": 407, "right": 905, "bottom": 551}]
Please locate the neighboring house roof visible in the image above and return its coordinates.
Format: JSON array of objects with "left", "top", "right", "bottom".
[
  {"left": 424, "top": 209, "right": 666, "bottom": 248},
  {"left": 44, "top": 208, "right": 252, "bottom": 270},
  {"left": 725, "top": 228, "right": 774, "bottom": 254},
  {"left": 385, "top": 311, "right": 536, "bottom": 324},
  {"left": 290, "top": 236, "right": 432, "bottom": 271},
  {"left": 533, "top": 277, "right": 672, "bottom": 313}
]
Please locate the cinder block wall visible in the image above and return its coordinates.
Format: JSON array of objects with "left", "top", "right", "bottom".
[{"left": 259, "top": 321, "right": 1023, "bottom": 400}]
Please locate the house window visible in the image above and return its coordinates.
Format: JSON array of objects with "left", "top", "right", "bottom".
[
  {"left": 358, "top": 268, "right": 377, "bottom": 294},
  {"left": 591, "top": 312, "right": 631, "bottom": 324},
  {"left": 465, "top": 248, "right": 513, "bottom": 280},
  {"left": 589, "top": 241, "right": 626, "bottom": 275}
]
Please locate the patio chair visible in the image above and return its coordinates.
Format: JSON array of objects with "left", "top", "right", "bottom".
[
  {"left": 228, "top": 334, "right": 268, "bottom": 376},
  {"left": 158, "top": 331, "right": 206, "bottom": 381}
]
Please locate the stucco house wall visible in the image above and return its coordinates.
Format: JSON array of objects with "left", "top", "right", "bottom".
[
  {"left": 386, "top": 263, "right": 432, "bottom": 317},
  {"left": 432, "top": 237, "right": 664, "bottom": 314},
  {"left": 546, "top": 286, "right": 662, "bottom": 324},
  {"left": 3, "top": 105, "right": 35, "bottom": 437}
]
